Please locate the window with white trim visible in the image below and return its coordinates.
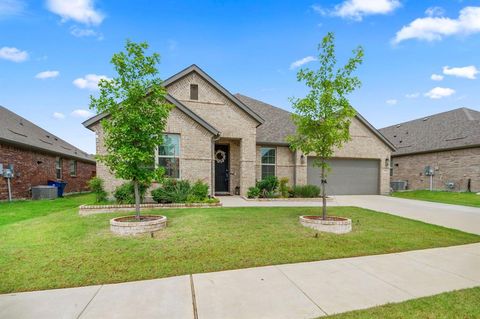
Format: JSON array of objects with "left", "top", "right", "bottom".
[
  {"left": 55, "top": 157, "right": 63, "bottom": 179},
  {"left": 70, "top": 160, "right": 77, "bottom": 177},
  {"left": 157, "top": 134, "right": 180, "bottom": 178},
  {"left": 261, "top": 147, "right": 276, "bottom": 179}
]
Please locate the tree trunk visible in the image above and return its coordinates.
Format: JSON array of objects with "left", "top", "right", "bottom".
[
  {"left": 133, "top": 180, "right": 141, "bottom": 219},
  {"left": 321, "top": 159, "right": 327, "bottom": 220}
]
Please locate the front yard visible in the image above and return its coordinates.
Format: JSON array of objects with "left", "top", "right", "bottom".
[
  {"left": 393, "top": 190, "right": 480, "bottom": 207},
  {"left": 1, "top": 193, "right": 479, "bottom": 293}
]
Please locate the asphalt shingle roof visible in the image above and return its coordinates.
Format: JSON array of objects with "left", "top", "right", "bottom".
[
  {"left": 0, "top": 105, "right": 95, "bottom": 163},
  {"left": 379, "top": 107, "right": 480, "bottom": 156}
]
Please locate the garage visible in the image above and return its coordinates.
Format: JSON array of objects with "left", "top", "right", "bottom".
[{"left": 307, "top": 158, "right": 380, "bottom": 195}]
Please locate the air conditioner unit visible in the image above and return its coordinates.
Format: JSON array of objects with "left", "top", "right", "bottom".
[
  {"left": 32, "top": 185, "right": 58, "bottom": 200},
  {"left": 391, "top": 180, "right": 408, "bottom": 191}
]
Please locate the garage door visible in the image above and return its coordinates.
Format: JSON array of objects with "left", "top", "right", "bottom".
[{"left": 307, "top": 158, "right": 379, "bottom": 195}]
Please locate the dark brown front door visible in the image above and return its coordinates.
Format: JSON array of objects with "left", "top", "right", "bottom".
[{"left": 214, "top": 144, "right": 229, "bottom": 193}]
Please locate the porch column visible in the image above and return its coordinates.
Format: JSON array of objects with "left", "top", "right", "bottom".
[{"left": 239, "top": 137, "right": 256, "bottom": 196}]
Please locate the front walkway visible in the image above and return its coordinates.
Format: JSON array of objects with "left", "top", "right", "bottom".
[
  {"left": 220, "top": 195, "right": 480, "bottom": 235},
  {"left": 1, "top": 243, "right": 479, "bottom": 319}
]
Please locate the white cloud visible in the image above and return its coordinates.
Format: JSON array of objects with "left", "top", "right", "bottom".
[
  {"left": 332, "top": 0, "right": 401, "bottom": 21},
  {"left": 290, "top": 56, "right": 316, "bottom": 70},
  {"left": 424, "top": 87, "right": 455, "bottom": 99},
  {"left": 35, "top": 70, "right": 59, "bottom": 79},
  {"left": 425, "top": 6, "right": 445, "bottom": 17},
  {"left": 71, "top": 109, "right": 94, "bottom": 118},
  {"left": 386, "top": 99, "right": 398, "bottom": 105},
  {"left": 52, "top": 112, "right": 65, "bottom": 119},
  {"left": 73, "top": 74, "right": 111, "bottom": 90},
  {"left": 430, "top": 74, "right": 444, "bottom": 81},
  {"left": 0, "top": 46, "right": 28, "bottom": 62},
  {"left": 311, "top": 4, "right": 327, "bottom": 16},
  {"left": 443, "top": 65, "right": 478, "bottom": 80},
  {"left": 0, "top": 0, "right": 26, "bottom": 18},
  {"left": 393, "top": 6, "right": 480, "bottom": 44},
  {"left": 46, "top": 0, "right": 104, "bottom": 25},
  {"left": 405, "top": 92, "right": 420, "bottom": 98},
  {"left": 70, "top": 26, "right": 102, "bottom": 39}
]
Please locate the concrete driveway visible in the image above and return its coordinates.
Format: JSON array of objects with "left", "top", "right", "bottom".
[{"left": 220, "top": 195, "right": 480, "bottom": 235}]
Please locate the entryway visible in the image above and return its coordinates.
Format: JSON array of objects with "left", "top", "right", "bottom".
[{"left": 214, "top": 144, "right": 229, "bottom": 194}]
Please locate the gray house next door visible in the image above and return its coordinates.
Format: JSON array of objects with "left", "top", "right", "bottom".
[{"left": 307, "top": 158, "right": 380, "bottom": 195}]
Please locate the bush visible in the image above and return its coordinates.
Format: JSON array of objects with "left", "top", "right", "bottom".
[
  {"left": 151, "top": 179, "right": 210, "bottom": 203},
  {"left": 247, "top": 186, "right": 261, "bottom": 198},
  {"left": 256, "top": 176, "right": 279, "bottom": 193},
  {"left": 113, "top": 182, "right": 149, "bottom": 204},
  {"left": 278, "top": 177, "right": 289, "bottom": 198},
  {"left": 292, "top": 184, "right": 321, "bottom": 198},
  {"left": 190, "top": 180, "right": 209, "bottom": 201},
  {"left": 87, "top": 177, "right": 107, "bottom": 203}
]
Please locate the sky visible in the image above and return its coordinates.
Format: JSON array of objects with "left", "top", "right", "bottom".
[{"left": 1, "top": 0, "right": 479, "bottom": 155}]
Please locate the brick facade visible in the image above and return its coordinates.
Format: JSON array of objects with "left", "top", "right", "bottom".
[
  {"left": 391, "top": 147, "right": 480, "bottom": 192},
  {"left": 0, "top": 142, "right": 96, "bottom": 200}
]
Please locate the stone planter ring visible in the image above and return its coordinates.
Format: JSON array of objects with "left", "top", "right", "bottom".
[
  {"left": 299, "top": 215, "right": 352, "bottom": 234},
  {"left": 110, "top": 215, "right": 167, "bottom": 236}
]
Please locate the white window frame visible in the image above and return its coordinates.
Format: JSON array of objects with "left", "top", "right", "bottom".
[
  {"left": 260, "top": 147, "right": 276, "bottom": 179},
  {"left": 156, "top": 133, "right": 181, "bottom": 179},
  {"left": 70, "top": 160, "right": 77, "bottom": 177},
  {"left": 55, "top": 157, "right": 63, "bottom": 179}
]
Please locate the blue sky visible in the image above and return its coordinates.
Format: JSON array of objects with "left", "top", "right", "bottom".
[{"left": 1, "top": 0, "right": 479, "bottom": 154}]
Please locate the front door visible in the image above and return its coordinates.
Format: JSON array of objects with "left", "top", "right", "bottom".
[{"left": 214, "top": 144, "right": 229, "bottom": 193}]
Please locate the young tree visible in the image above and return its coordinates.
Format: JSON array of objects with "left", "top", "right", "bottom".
[
  {"left": 90, "top": 40, "right": 171, "bottom": 219},
  {"left": 288, "top": 32, "right": 364, "bottom": 219}
]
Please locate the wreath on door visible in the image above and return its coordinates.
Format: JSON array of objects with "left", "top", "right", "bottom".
[{"left": 215, "top": 150, "right": 226, "bottom": 163}]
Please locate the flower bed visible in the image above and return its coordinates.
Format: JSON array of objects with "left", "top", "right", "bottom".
[
  {"left": 79, "top": 202, "right": 222, "bottom": 216},
  {"left": 242, "top": 196, "right": 332, "bottom": 202}
]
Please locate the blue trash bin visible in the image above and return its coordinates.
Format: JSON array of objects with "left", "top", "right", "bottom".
[{"left": 47, "top": 180, "right": 68, "bottom": 197}]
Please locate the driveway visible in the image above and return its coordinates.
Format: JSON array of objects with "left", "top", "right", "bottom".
[{"left": 220, "top": 195, "right": 480, "bottom": 235}]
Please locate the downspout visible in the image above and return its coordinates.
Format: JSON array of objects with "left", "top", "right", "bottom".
[{"left": 211, "top": 134, "right": 221, "bottom": 197}]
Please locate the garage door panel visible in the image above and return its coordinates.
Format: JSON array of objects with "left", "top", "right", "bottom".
[{"left": 307, "top": 158, "right": 379, "bottom": 195}]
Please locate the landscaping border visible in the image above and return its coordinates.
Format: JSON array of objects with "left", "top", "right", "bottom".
[
  {"left": 79, "top": 202, "right": 222, "bottom": 215},
  {"left": 241, "top": 196, "right": 332, "bottom": 202}
]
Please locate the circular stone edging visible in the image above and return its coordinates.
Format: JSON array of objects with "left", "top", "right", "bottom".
[
  {"left": 110, "top": 215, "right": 167, "bottom": 236},
  {"left": 299, "top": 215, "right": 352, "bottom": 234}
]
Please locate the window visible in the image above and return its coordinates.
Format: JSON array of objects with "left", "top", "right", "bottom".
[
  {"left": 157, "top": 134, "right": 180, "bottom": 178},
  {"left": 261, "top": 147, "right": 276, "bottom": 179},
  {"left": 70, "top": 160, "right": 77, "bottom": 177},
  {"left": 55, "top": 157, "right": 63, "bottom": 179},
  {"left": 190, "top": 84, "right": 198, "bottom": 100}
]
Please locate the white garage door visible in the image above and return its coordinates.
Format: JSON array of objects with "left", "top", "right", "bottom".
[{"left": 307, "top": 158, "right": 380, "bottom": 195}]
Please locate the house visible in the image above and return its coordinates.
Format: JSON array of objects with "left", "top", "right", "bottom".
[
  {"left": 380, "top": 108, "right": 480, "bottom": 192},
  {"left": 0, "top": 106, "right": 96, "bottom": 200},
  {"left": 83, "top": 65, "right": 394, "bottom": 197}
]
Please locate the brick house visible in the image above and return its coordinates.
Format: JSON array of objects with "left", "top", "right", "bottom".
[
  {"left": 380, "top": 108, "right": 480, "bottom": 192},
  {"left": 0, "top": 106, "right": 96, "bottom": 200},
  {"left": 83, "top": 65, "right": 394, "bottom": 197}
]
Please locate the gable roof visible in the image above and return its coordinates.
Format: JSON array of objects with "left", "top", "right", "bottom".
[
  {"left": 163, "top": 65, "right": 264, "bottom": 126},
  {"left": 379, "top": 107, "right": 480, "bottom": 156},
  {"left": 83, "top": 94, "right": 220, "bottom": 136},
  {"left": 0, "top": 105, "right": 95, "bottom": 163},
  {"left": 235, "top": 94, "right": 395, "bottom": 150}
]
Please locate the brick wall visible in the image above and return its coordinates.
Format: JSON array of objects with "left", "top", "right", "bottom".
[
  {"left": 0, "top": 143, "right": 96, "bottom": 200},
  {"left": 391, "top": 147, "right": 480, "bottom": 192}
]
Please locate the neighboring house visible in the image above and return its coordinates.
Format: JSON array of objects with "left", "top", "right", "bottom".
[
  {"left": 83, "top": 65, "right": 394, "bottom": 197},
  {"left": 380, "top": 108, "right": 480, "bottom": 192},
  {"left": 0, "top": 106, "right": 96, "bottom": 200}
]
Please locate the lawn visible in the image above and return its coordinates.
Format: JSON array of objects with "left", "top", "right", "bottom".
[
  {"left": 392, "top": 190, "right": 480, "bottom": 207},
  {"left": 1, "top": 193, "right": 479, "bottom": 293},
  {"left": 325, "top": 287, "right": 480, "bottom": 318}
]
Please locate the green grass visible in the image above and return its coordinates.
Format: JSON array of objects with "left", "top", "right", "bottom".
[
  {"left": 392, "top": 190, "right": 480, "bottom": 207},
  {"left": 325, "top": 287, "right": 480, "bottom": 318},
  {"left": 0, "top": 194, "right": 479, "bottom": 293}
]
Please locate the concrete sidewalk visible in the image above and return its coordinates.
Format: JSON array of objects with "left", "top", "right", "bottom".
[{"left": 1, "top": 243, "right": 479, "bottom": 319}]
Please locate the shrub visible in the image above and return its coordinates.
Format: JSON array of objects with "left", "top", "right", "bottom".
[
  {"left": 190, "top": 180, "right": 209, "bottom": 201},
  {"left": 151, "top": 179, "right": 195, "bottom": 203},
  {"left": 114, "top": 182, "right": 149, "bottom": 204},
  {"left": 278, "top": 177, "right": 289, "bottom": 198},
  {"left": 292, "top": 184, "right": 320, "bottom": 198},
  {"left": 87, "top": 177, "right": 107, "bottom": 203},
  {"left": 247, "top": 186, "right": 261, "bottom": 198},
  {"left": 256, "top": 176, "right": 279, "bottom": 193}
]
